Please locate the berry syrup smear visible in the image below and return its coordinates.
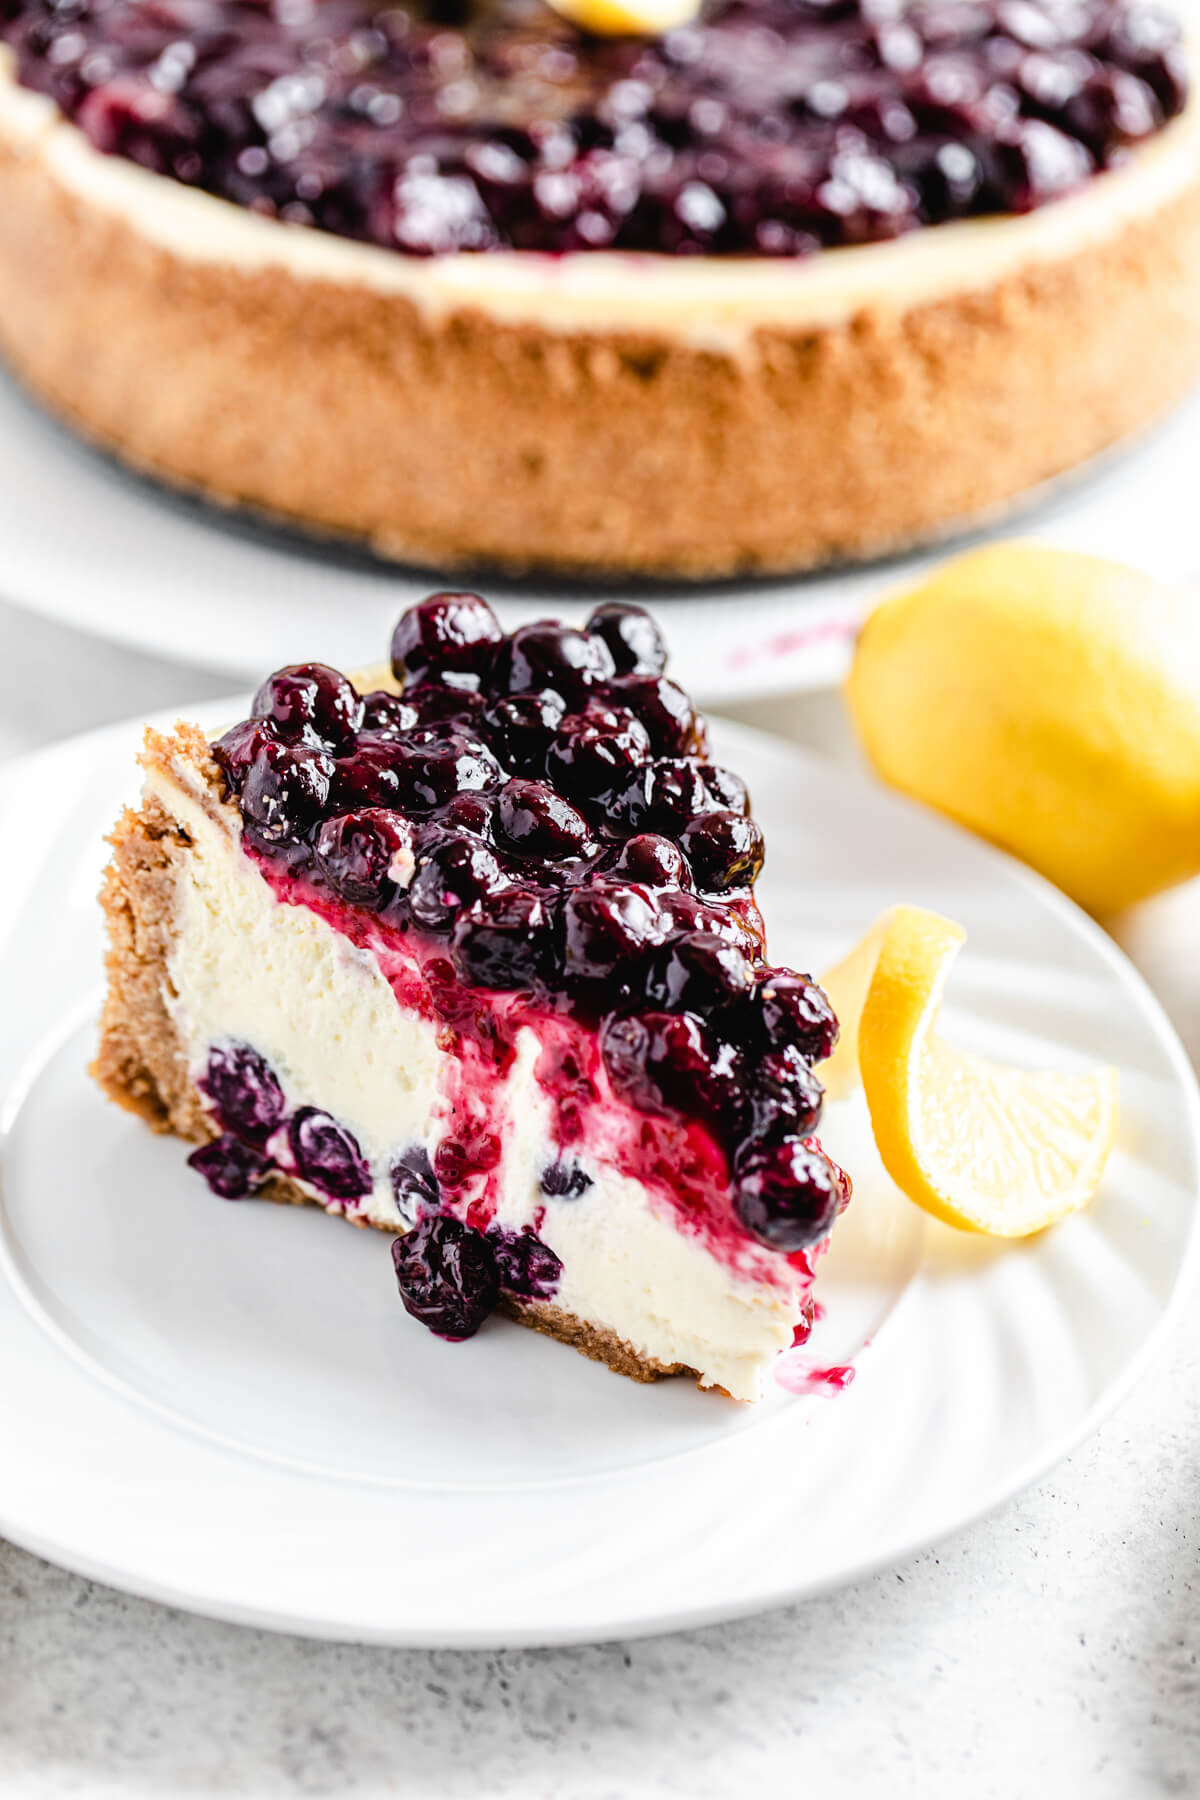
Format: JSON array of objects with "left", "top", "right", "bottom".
[
  {"left": 4, "top": 0, "right": 1188, "bottom": 259},
  {"left": 209, "top": 595, "right": 849, "bottom": 1307}
]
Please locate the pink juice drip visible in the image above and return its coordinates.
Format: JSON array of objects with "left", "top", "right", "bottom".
[{"left": 774, "top": 1356, "right": 856, "bottom": 1396}]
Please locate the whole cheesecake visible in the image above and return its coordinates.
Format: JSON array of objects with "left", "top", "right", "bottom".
[{"left": 0, "top": 0, "right": 1197, "bottom": 576}]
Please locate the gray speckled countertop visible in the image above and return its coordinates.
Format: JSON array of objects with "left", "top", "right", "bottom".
[{"left": 2, "top": 603, "right": 1198, "bottom": 1800}]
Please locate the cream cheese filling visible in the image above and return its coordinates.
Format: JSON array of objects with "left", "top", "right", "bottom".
[
  {"left": 2, "top": 46, "right": 1198, "bottom": 351},
  {"left": 145, "top": 756, "right": 800, "bottom": 1401}
]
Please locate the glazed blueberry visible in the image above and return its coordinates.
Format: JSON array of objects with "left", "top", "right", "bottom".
[
  {"left": 645, "top": 930, "right": 756, "bottom": 1016},
  {"left": 585, "top": 603, "right": 667, "bottom": 677},
  {"left": 7, "top": 0, "right": 1184, "bottom": 263},
  {"left": 289, "top": 1107, "right": 372, "bottom": 1203},
  {"left": 202, "top": 1042, "right": 285, "bottom": 1142},
  {"left": 188, "top": 1133, "right": 272, "bottom": 1200},
  {"left": 489, "top": 1226, "right": 563, "bottom": 1299},
  {"left": 392, "top": 1215, "right": 499, "bottom": 1340},
  {"left": 660, "top": 890, "right": 761, "bottom": 953},
  {"left": 608, "top": 833, "right": 691, "bottom": 888},
  {"left": 252, "top": 662, "right": 363, "bottom": 754},
  {"left": 488, "top": 621, "right": 615, "bottom": 706},
  {"left": 988, "top": 117, "right": 1093, "bottom": 210},
  {"left": 701, "top": 765, "right": 750, "bottom": 815},
  {"left": 390, "top": 592, "right": 503, "bottom": 690},
  {"left": 562, "top": 883, "right": 662, "bottom": 988},
  {"left": 409, "top": 685, "right": 487, "bottom": 729},
  {"left": 409, "top": 832, "right": 505, "bottom": 931},
  {"left": 331, "top": 734, "right": 412, "bottom": 810},
  {"left": 212, "top": 717, "right": 276, "bottom": 795},
  {"left": 546, "top": 706, "right": 653, "bottom": 810},
  {"left": 752, "top": 970, "right": 840, "bottom": 1063},
  {"left": 615, "top": 757, "right": 713, "bottom": 836},
  {"left": 440, "top": 791, "right": 497, "bottom": 839},
  {"left": 495, "top": 779, "right": 592, "bottom": 859},
  {"left": 610, "top": 675, "right": 705, "bottom": 756},
  {"left": 540, "top": 1159, "right": 593, "bottom": 1199},
  {"left": 481, "top": 692, "right": 566, "bottom": 776},
  {"left": 390, "top": 1144, "right": 439, "bottom": 1223},
  {"left": 734, "top": 1139, "right": 844, "bottom": 1251},
  {"left": 450, "top": 889, "right": 558, "bottom": 991},
  {"left": 240, "top": 741, "right": 333, "bottom": 844},
  {"left": 360, "top": 690, "right": 421, "bottom": 739},
  {"left": 746, "top": 1047, "right": 825, "bottom": 1142},
  {"left": 315, "top": 809, "right": 414, "bottom": 907},
  {"left": 600, "top": 1010, "right": 738, "bottom": 1121},
  {"left": 682, "top": 810, "right": 765, "bottom": 891}
]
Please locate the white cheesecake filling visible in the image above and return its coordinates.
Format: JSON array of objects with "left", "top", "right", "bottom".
[
  {"left": 2, "top": 49, "right": 1198, "bottom": 352},
  {"left": 146, "top": 760, "right": 801, "bottom": 1400}
]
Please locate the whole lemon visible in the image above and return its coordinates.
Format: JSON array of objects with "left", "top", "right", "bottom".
[{"left": 845, "top": 544, "right": 1200, "bottom": 916}]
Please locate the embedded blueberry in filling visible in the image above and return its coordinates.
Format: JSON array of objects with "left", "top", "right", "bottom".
[
  {"left": 188, "top": 1134, "right": 272, "bottom": 1200},
  {"left": 390, "top": 1144, "right": 441, "bottom": 1224},
  {"left": 201, "top": 1042, "right": 285, "bottom": 1143},
  {"left": 541, "top": 1159, "right": 593, "bottom": 1199},
  {"left": 489, "top": 1226, "right": 563, "bottom": 1300},
  {"left": 4, "top": 0, "right": 1185, "bottom": 259},
  {"left": 288, "top": 1108, "right": 373, "bottom": 1204}
]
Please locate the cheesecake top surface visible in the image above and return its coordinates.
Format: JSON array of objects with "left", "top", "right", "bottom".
[
  {"left": 203, "top": 595, "right": 846, "bottom": 1259},
  {"left": 2, "top": 0, "right": 1189, "bottom": 257}
]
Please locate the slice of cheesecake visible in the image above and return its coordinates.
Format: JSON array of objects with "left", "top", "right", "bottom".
[{"left": 94, "top": 596, "right": 848, "bottom": 1401}]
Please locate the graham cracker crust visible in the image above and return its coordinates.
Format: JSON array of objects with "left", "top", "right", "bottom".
[
  {"left": 2, "top": 94, "right": 1200, "bottom": 577},
  {"left": 92, "top": 729, "right": 701, "bottom": 1388}
]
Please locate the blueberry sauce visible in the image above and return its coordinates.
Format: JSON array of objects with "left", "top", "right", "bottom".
[
  {"left": 199, "top": 593, "right": 849, "bottom": 1338},
  {"left": 3, "top": 0, "right": 1187, "bottom": 259}
]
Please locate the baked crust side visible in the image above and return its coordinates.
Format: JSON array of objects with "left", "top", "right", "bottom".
[
  {"left": 92, "top": 749, "right": 697, "bottom": 1388},
  {"left": 1, "top": 113, "right": 1199, "bottom": 576}
]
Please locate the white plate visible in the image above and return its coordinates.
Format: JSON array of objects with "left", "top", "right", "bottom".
[
  {"left": 5, "top": 365, "right": 1200, "bottom": 702},
  {"left": 0, "top": 709, "right": 1197, "bottom": 1647}
]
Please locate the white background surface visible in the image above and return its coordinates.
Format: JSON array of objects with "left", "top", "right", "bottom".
[{"left": 1, "top": 598, "right": 1198, "bottom": 1796}]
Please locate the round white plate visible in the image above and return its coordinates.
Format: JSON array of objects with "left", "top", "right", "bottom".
[
  {"left": 0, "top": 709, "right": 1197, "bottom": 1646},
  {"left": 4, "top": 365, "right": 1200, "bottom": 702}
]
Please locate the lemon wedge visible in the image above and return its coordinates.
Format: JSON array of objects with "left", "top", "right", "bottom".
[
  {"left": 544, "top": 0, "right": 700, "bottom": 34},
  {"left": 845, "top": 545, "right": 1200, "bottom": 915},
  {"left": 823, "top": 905, "right": 1119, "bottom": 1237}
]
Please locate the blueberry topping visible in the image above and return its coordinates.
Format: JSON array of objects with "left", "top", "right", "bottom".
[
  {"left": 252, "top": 663, "right": 363, "bottom": 755},
  {"left": 315, "top": 809, "right": 414, "bottom": 908},
  {"left": 747, "top": 1048, "right": 826, "bottom": 1143},
  {"left": 360, "top": 691, "right": 421, "bottom": 739},
  {"left": 600, "top": 1010, "right": 738, "bottom": 1121},
  {"left": 645, "top": 931, "right": 756, "bottom": 1015},
  {"left": 288, "top": 1107, "right": 372, "bottom": 1203},
  {"left": 489, "top": 621, "right": 615, "bottom": 706},
  {"left": 562, "top": 883, "right": 661, "bottom": 989},
  {"left": 546, "top": 706, "right": 652, "bottom": 811},
  {"left": 610, "top": 676, "right": 704, "bottom": 757},
  {"left": 734, "top": 1139, "right": 844, "bottom": 1251},
  {"left": 701, "top": 765, "right": 751, "bottom": 816},
  {"left": 392, "top": 1215, "right": 499, "bottom": 1340},
  {"left": 495, "top": 778, "right": 592, "bottom": 860},
  {"left": 409, "top": 831, "right": 505, "bottom": 931},
  {"left": 682, "top": 810, "right": 766, "bottom": 892},
  {"left": 188, "top": 1133, "right": 272, "bottom": 1200},
  {"left": 753, "top": 970, "right": 840, "bottom": 1063},
  {"left": 450, "top": 888, "right": 557, "bottom": 991},
  {"left": 481, "top": 692, "right": 566, "bottom": 776},
  {"left": 609, "top": 833, "right": 691, "bottom": 889},
  {"left": 586, "top": 604, "right": 667, "bottom": 677},
  {"left": 616, "top": 757, "right": 713, "bottom": 837},
  {"left": 390, "top": 591, "right": 502, "bottom": 691},
  {"left": 240, "top": 741, "right": 333, "bottom": 844},
  {"left": 8, "top": 0, "right": 1169, "bottom": 260},
  {"left": 212, "top": 717, "right": 276, "bottom": 794},
  {"left": 489, "top": 1226, "right": 563, "bottom": 1299},
  {"left": 202, "top": 1042, "right": 285, "bottom": 1142}
]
